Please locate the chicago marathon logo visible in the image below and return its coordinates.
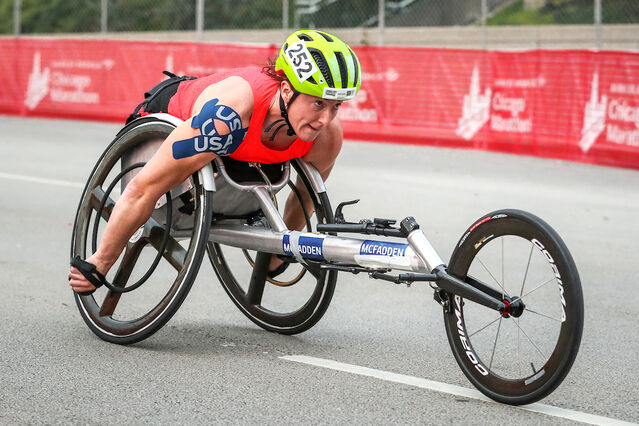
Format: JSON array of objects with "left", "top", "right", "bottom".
[
  {"left": 24, "top": 51, "right": 105, "bottom": 110},
  {"left": 24, "top": 52, "right": 50, "bottom": 110},
  {"left": 579, "top": 71, "right": 639, "bottom": 152},
  {"left": 456, "top": 65, "right": 492, "bottom": 140},
  {"left": 579, "top": 72, "right": 608, "bottom": 153}
]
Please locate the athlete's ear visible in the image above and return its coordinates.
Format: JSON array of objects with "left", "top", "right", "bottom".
[{"left": 281, "top": 80, "right": 294, "bottom": 103}]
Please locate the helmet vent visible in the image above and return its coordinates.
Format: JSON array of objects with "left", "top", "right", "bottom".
[
  {"left": 349, "top": 48, "right": 359, "bottom": 88},
  {"left": 308, "top": 48, "right": 334, "bottom": 88},
  {"left": 335, "top": 51, "right": 348, "bottom": 89},
  {"left": 298, "top": 34, "right": 313, "bottom": 42},
  {"left": 317, "top": 31, "right": 334, "bottom": 42}
]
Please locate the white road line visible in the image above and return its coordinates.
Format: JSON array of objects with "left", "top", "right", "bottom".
[
  {"left": 280, "top": 355, "right": 636, "bottom": 426},
  {"left": 0, "top": 172, "right": 84, "bottom": 188}
]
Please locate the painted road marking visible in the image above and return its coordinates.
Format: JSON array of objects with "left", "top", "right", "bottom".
[
  {"left": 0, "top": 172, "right": 84, "bottom": 188},
  {"left": 280, "top": 355, "right": 635, "bottom": 426}
]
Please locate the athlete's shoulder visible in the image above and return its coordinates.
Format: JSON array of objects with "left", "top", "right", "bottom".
[
  {"left": 192, "top": 76, "right": 252, "bottom": 117},
  {"left": 177, "top": 94, "right": 250, "bottom": 158},
  {"left": 198, "top": 66, "right": 267, "bottom": 97}
]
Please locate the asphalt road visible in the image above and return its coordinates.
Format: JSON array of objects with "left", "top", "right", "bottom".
[{"left": 1, "top": 116, "right": 638, "bottom": 425}]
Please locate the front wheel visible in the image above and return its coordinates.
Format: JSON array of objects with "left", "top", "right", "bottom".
[{"left": 443, "top": 209, "right": 583, "bottom": 405}]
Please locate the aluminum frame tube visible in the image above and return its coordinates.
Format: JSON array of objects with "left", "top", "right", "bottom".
[
  {"left": 406, "top": 230, "right": 444, "bottom": 272},
  {"left": 252, "top": 186, "right": 287, "bottom": 232},
  {"left": 209, "top": 224, "right": 429, "bottom": 273}
]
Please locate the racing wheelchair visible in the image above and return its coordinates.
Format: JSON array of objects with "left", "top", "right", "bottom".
[{"left": 71, "top": 114, "right": 584, "bottom": 405}]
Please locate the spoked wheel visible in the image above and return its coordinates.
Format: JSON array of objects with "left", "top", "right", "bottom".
[
  {"left": 207, "top": 161, "right": 337, "bottom": 335},
  {"left": 443, "top": 209, "right": 583, "bottom": 405},
  {"left": 70, "top": 117, "right": 213, "bottom": 344}
]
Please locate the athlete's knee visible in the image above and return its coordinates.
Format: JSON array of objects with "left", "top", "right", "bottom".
[{"left": 121, "top": 175, "right": 154, "bottom": 209}]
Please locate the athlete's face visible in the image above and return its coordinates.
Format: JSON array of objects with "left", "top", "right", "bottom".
[{"left": 282, "top": 82, "right": 342, "bottom": 142}]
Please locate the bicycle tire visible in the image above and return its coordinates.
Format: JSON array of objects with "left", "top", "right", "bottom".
[{"left": 443, "top": 209, "right": 583, "bottom": 405}]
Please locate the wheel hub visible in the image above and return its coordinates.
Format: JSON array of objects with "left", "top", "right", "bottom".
[{"left": 500, "top": 296, "right": 525, "bottom": 318}]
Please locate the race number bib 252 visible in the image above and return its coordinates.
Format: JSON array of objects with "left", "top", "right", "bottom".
[{"left": 285, "top": 40, "right": 319, "bottom": 84}]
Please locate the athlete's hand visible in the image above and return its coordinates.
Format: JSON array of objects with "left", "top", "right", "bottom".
[{"left": 68, "top": 254, "right": 110, "bottom": 294}]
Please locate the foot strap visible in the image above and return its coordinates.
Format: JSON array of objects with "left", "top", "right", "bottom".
[
  {"left": 71, "top": 256, "right": 110, "bottom": 296},
  {"left": 267, "top": 255, "right": 297, "bottom": 279},
  {"left": 267, "top": 261, "right": 289, "bottom": 279}
]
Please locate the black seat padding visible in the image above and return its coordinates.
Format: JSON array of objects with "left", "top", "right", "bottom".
[{"left": 214, "top": 157, "right": 286, "bottom": 185}]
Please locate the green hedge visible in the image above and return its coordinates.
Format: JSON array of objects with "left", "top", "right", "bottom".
[{"left": 488, "top": 0, "right": 639, "bottom": 25}]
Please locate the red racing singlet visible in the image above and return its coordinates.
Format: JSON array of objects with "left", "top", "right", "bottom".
[{"left": 168, "top": 67, "right": 314, "bottom": 164}]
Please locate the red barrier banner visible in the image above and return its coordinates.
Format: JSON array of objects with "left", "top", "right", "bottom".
[
  {"left": 1, "top": 39, "right": 277, "bottom": 121},
  {"left": 1, "top": 38, "right": 638, "bottom": 169}
]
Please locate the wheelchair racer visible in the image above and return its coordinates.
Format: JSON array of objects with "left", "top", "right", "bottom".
[{"left": 69, "top": 30, "right": 362, "bottom": 295}]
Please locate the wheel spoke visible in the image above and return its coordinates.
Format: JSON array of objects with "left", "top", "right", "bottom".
[
  {"left": 525, "top": 307, "right": 563, "bottom": 323},
  {"left": 469, "top": 315, "right": 502, "bottom": 337},
  {"left": 519, "top": 242, "right": 535, "bottom": 298},
  {"left": 246, "top": 252, "right": 270, "bottom": 305},
  {"left": 90, "top": 187, "right": 115, "bottom": 221},
  {"left": 501, "top": 238, "right": 505, "bottom": 298},
  {"left": 477, "top": 257, "right": 507, "bottom": 296},
  {"left": 92, "top": 186, "right": 186, "bottom": 270},
  {"left": 511, "top": 319, "right": 547, "bottom": 360},
  {"left": 99, "top": 241, "right": 146, "bottom": 317},
  {"left": 145, "top": 218, "right": 185, "bottom": 271},
  {"left": 489, "top": 317, "right": 503, "bottom": 369},
  {"left": 518, "top": 318, "right": 522, "bottom": 377},
  {"left": 520, "top": 276, "right": 555, "bottom": 300}
]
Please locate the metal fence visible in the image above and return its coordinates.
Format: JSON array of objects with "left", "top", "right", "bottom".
[{"left": 2, "top": 0, "right": 639, "bottom": 49}]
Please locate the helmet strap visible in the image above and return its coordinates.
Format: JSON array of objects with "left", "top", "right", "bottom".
[
  {"left": 279, "top": 87, "right": 300, "bottom": 137},
  {"left": 267, "top": 86, "right": 300, "bottom": 141}
]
